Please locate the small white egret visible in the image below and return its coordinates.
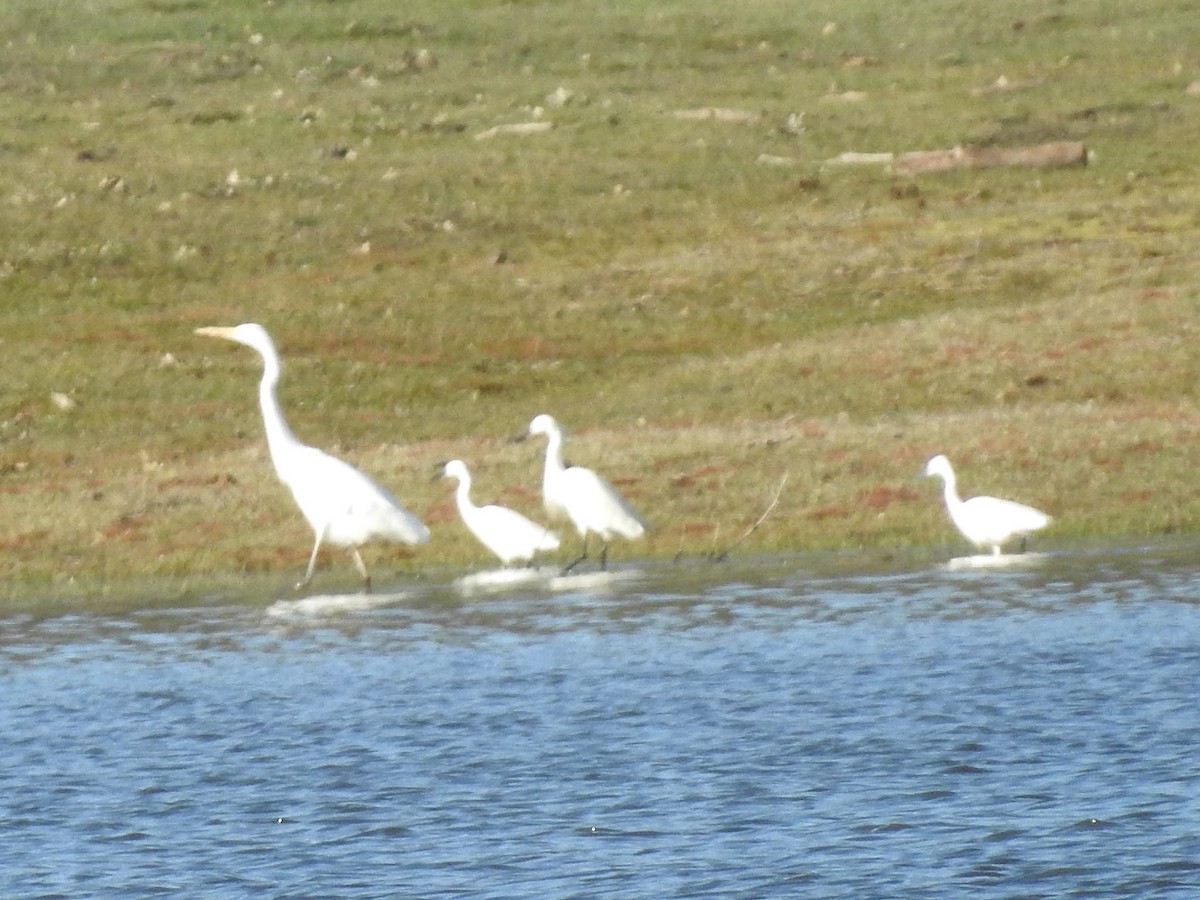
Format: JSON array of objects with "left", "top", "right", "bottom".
[
  {"left": 923, "top": 453, "right": 1050, "bottom": 555},
  {"left": 196, "top": 323, "right": 429, "bottom": 592},
  {"left": 520, "top": 413, "right": 646, "bottom": 572},
  {"left": 439, "top": 459, "right": 560, "bottom": 565}
]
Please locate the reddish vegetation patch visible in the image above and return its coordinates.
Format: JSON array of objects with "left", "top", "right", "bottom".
[
  {"left": 500, "top": 483, "right": 541, "bottom": 503},
  {"left": 158, "top": 473, "right": 236, "bottom": 491},
  {"left": 808, "top": 503, "right": 850, "bottom": 520},
  {"left": 891, "top": 445, "right": 929, "bottom": 467},
  {"left": 194, "top": 520, "right": 227, "bottom": 535},
  {"left": 232, "top": 547, "right": 297, "bottom": 571},
  {"left": 943, "top": 342, "right": 980, "bottom": 361},
  {"left": 394, "top": 352, "right": 444, "bottom": 366},
  {"left": 483, "top": 335, "right": 552, "bottom": 361},
  {"left": 1139, "top": 287, "right": 1172, "bottom": 301},
  {"left": 1075, "top": 336, "right": 1108, "bottom": 352},
  {"left": 103, "top": 516, "right": 150, "bottom": 540},
  {"left": 671, "top": 462, "right": 727, "bottom": 488},
  {"left": 678, "top": 520, "right": 715, "bottom": 535},
  {"left": 519, "top": 336, "right": 546, "bottom": 358},
  {"left": 997, "top": 341, "right": 1022, "bottom": 358},
  {"left": 1111, "top": 403, "right": 1188, "bottom": 423},
  {"left": 423, "top": 500, "right": 459, "bottom": 524},
  {"left": 1121, "top": 489, "right": 1153, "bottom": 503},
  {"left": 846, "top": 458, "right": 885, "bottom": 477},
  {"left": 859, "top": 484, "right": 922, "bottom": 510},
  {"left": 0, "top": 530, "right": 50, "bottom": 552}
]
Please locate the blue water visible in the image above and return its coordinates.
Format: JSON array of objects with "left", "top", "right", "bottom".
[{"left": 2, "top": 547, "right": 1199, "bottom": 897}]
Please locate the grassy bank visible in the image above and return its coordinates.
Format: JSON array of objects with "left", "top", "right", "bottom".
[{"left": 2, "top": 0, "right": 1200, "bottom": 599}]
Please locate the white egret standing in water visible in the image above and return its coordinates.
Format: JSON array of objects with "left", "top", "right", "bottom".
[
  {"left": 519, "top": 413, "right": 646, "bottom": 573},
  {"left": 923, "top": 453, "right": 1050, "bottom": 555},
  {"left": 438, "top": 459, "right": 560, "bottom": 565},
  {"left": 196, "top": 323, "right": 429, "bottom": 591}
]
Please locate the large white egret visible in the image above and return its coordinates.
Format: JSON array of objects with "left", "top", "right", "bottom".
[
  {"left": 438, "top": 459, "right": 560, "bottom": 565},
  {"left": 196, "top": 323, "right": 429, "bottom": 591},
  {"left": 519, "top": 413, "right": 646, "bottom": 572},
  {"left": 923, "top": 453, "right": 1050, "bottom": 555}
]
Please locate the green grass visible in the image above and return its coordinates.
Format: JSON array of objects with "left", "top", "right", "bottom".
[{"left": 3, "top": 0, "right": 1200, "bottom": 601}]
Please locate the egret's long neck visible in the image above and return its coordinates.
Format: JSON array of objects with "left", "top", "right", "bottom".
[
  {"left": 255, "top": 349, "right": 301, "bottom": 476},
  {"left": 940, "top": 470, "right": 962, "bottom": 511},
  {"left": 542, "top": 428, "right": 566, "bottom": 483},
  {"left": 453, "top": 473, "right": 476, "bottom": 514}
]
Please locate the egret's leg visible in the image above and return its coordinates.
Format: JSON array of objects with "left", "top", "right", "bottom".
[
  {"left": 562, "top": 534, "right": 590, "bottom": 575},
  {"left": 599, "top": 541, "right": 609, "bottom": 571},
  {"left": 297, "top": 528, "right": 327, "bottom": 591},
  {"left": 351, "top": 547, "right": 373, "bottom": 594}
]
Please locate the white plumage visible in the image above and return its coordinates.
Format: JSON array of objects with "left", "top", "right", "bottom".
[
  {"left": 923, "top": 453, "right": 1050, "bottom": 555},
  {"left": 440, "top": 459, "right": 560, "bottom": 565},
  {"left": 523, "top": 413, "right": 646, "bottom": 572},
  {"left": 196, "top": 323, "right": 429, "bottom": 591}
]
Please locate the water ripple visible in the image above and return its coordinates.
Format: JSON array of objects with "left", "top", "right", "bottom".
[{"left": 1, "top": 546, "right": 1199, "bottom": 895}]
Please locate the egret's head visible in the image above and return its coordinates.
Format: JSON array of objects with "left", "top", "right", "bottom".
[
  {"left": 195, "top": 322, "right": 274, "bottom": 355},
  {"left": 527, "top": 413, "right": 559, "bottom": 438},
  {"left": 439, "top": 459, "right": 469, "bottom": 482},
  {"left": 923, "top": 454, "right": 952, "bottom": 481}
]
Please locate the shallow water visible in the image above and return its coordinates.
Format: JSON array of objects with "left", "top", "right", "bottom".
[{"left": 2, "top": 546, "right": 1200, "bottom": 897}]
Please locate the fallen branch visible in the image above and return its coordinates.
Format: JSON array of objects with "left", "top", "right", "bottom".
[
  {"left": 825, "top": 151, "right": 895, "bottom": 167},
  {"left": 824, "top": 140, "right": 1088, "bottom": 174},
  {"left": 474, "top": 121, "right": 553, "bottom": 141},
  {"left": 708, "top": 473, "right": 788, "bottom": 562},
  {"left": 897, "top": 140, "right": 1087, "bottom": 174},
  {"left": 672, "top": 107, "right": 761, "bottom": 124}
]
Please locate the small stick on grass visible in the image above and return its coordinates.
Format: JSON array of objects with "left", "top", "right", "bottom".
[{"left": 709, "top": 473, "right": 789, "bottom": 562}]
